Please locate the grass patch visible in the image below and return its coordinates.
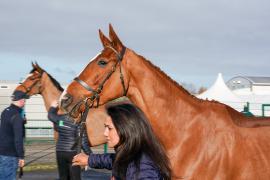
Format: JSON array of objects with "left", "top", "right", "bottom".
[
  {"left": 22, "top": 163, "right": 57, "bottom": 172},
  {"left": 25, "top": 138, "right": 55, "bottom": 145}
]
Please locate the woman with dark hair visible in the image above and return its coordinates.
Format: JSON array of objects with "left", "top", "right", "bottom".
[{"left": 73, "top": 103, "right": 171, "bottom": 180}]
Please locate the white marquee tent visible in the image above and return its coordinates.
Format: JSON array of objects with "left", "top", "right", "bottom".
[{"left": 197, "top": 73, "right": 245, "bottom": 112}]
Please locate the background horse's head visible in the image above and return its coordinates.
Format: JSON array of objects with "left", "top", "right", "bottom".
[
  {"left": 16, "top": 62, "right": 45, "bottom": 96},
  {"left": 60, "top": 24, "right": 130, "bottom": 118},
  {"left": 17, "top": 62, "right": 108, "bottom": 146}
]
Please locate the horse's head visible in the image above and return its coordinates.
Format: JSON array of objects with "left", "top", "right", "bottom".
[
  {"left": 15, "top": 62, "right": 44, "bottom": 96},
  {"left": 60, "top": 24, "right": 130, "bottom": 118}
]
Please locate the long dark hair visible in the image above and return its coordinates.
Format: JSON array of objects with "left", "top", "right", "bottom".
[{"left": 106, "top": 103, "right": 171, "bottom": 180}]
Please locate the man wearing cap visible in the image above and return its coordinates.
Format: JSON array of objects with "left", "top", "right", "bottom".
[{"left": 0, "top": 90, "right": 29, "bottom": 179}]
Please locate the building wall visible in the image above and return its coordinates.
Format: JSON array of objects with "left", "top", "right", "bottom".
[
  {"left": 226, "top": 77, "right": 270, "bottom": 116},
  {"left": 0, "top": 82, "right": 18, "bottom": 112},
  {"left": 253, "top": 85, "right": 270, "bottom": 94},
  {"left": 227, "top": 77, "right": 270, "bottom": 95}
]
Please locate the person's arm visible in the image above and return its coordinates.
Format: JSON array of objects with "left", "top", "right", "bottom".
[
  {"left": 12, "top": 114, "right": 24, "bottom": 159},
  {"left": 48, "top": 107, "right": 60, "bottom": 124},
  {"left": 88, "top": 153, "right": 114, "bottom": 170},
  {"left": 73, "top": 152, "right": 115, "bottom": 170}
]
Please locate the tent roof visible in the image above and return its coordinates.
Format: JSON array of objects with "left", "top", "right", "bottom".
[{"left": 197, "top": 73, "right": 241, "bottom": 103}]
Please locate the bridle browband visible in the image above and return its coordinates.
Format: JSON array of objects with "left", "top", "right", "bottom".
[{"left": 20, "top": 72, "right": 43, "bottom": 95}]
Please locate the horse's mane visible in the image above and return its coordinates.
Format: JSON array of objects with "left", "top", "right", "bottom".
[
  {"left": 46, "top": 73, "right": 64, "bottom": 92},
  {"left": 30, "top": 67, "right": 64, "bottom": 92},
  {"left": 138, "top": 54, "right": 198, "bottom": 98},
  {"left": 136, "top": 55, "right": 224, "bottom": 106}
]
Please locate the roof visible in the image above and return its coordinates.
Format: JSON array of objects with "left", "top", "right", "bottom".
[
  {"left": 228, "top": 76, "right": 270, "bottom": 85},
  {"left": 0, "top": 80, "right": 18, "bottom": 84},
  {"left": 245, "top": 76, "right": 270, "bottom": 85}
]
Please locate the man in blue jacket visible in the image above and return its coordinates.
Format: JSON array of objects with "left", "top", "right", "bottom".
[{"left": 0, "top": 90, "right": 29, "bottom": 180}]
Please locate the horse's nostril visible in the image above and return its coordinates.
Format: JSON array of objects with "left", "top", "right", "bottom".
[{"left": 61, "top": 93, "right": 73, "bottom": 110}]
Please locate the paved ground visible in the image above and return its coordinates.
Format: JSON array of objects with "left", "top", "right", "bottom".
[
  {"left": 21, "top": 140, "right": 113, "bottom": 180},
  {"left": 24, "top": 140, "right": 112, "bottom": 164},
  {"left": 20, "top": 169, "right": 111, "bottom": 180}
]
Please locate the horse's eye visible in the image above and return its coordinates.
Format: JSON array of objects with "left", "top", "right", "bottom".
[{"left": 98, "top": 60, "right": 108, "bottom": 67}]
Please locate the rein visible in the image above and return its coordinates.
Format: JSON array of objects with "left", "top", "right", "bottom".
[
  {"left": 72, "top": 46, "right": 126, "bottom": 153},
  {"left": 76, "top": 99, "right": 94, "bottom": 153}
]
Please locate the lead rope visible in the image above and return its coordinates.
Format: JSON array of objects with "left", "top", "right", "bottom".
[{"left": 76, "top": 98, "right": 94, "bottom": 153}]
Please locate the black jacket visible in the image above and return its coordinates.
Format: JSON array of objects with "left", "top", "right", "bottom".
[
  {"left": 48, "top": 107, "right": 91, "bottom": 154},
  {"left": 0, "top": 104, "right": 25, "bottom": 158}
]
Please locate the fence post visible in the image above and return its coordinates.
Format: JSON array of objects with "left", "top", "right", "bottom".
[
  {"left": 241, "top": 102, "right": 254, "bottom": 117},
  {"left": 246, "top": 102, "right": 250, "bottom": 111},
  {"left": 262, "top": 104, "right": 270, "bottom": 117},
  {"left": 263, "top": 104, "right": 265, "bottom": 117},
  {"left": 104, "top": 143, "right": 108, "bottom": 153}
]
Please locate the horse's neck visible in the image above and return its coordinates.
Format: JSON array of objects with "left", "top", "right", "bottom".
[
  {"left": 126, "top": 51, "right": 197, "bottom": 126},
  {"left": 40, "top": 73, "right": 62, "bottom": 111}
]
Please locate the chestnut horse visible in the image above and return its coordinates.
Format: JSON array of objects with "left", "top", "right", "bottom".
[
  {"left": 15, "top": 63, "right": 107, "bottom": 146},
  {"left": 60, "top": 25, "right": 270, "bottom": 179}
]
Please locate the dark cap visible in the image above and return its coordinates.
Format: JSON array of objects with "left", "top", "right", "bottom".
[{"left": 11, "top": 91, "right": 30, "bottom": 101}]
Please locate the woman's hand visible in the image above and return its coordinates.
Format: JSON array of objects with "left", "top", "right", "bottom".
[{"left": 72, "top": 153, "right": 89, "bottom": 166}]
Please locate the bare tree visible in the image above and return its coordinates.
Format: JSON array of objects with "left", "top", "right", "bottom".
[{"left": 197, "top": 86, "right": 207, "bottom": 94}]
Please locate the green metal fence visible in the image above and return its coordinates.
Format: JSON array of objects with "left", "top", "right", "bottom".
[{"left": 262, "top": 104, "right": 270, "bottom": 117}]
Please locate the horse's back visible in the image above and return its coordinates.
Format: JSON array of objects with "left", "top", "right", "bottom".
[{"left": 171, "top": 102, "right": 270, "bottom": 179}]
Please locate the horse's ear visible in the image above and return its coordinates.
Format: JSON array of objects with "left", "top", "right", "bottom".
[
  {"left": 99, "top": 29, "right": 111, "bottom": 48},
  {"left": 109, "top": 24, "right": 124, "bottom": 51},
  {"left": 31, "top": 61, "right": 35, "bottom": 68},
  {"left": 34, "top": 62, "right": 43, "bottom": 73}
]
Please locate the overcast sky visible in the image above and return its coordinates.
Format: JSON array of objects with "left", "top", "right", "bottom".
[{"left": 0, "top": 0, "right": 269, "bottom": 88}]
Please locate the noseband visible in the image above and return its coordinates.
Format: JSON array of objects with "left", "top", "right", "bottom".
[{"left": 73, "top": 46, "right": 127, "bottom": 110}]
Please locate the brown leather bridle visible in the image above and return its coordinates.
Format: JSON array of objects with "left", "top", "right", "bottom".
[
  {"left": 19, "top": 72, "right": 43, "bottom": 95},
  {"left": 71, "top": 46, "right": 127, "bottom": 115},
  {"left": 71, "top": 45, "right": 127, "bottom": 153}
]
